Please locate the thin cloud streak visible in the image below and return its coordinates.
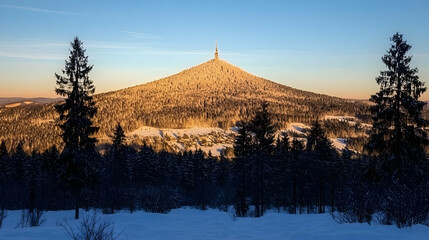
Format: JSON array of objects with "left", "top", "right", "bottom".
[
  {"left": 0, "top": 43, "right": 69, "bottom": 48},
  {"left": 0, "top": 4, "right": 76, "bottom": 15},
  {"left": 414, "top": 53, "right": 429, "bottom": 58},
  {"left": 102, "top": 49, "right": 248, "bottom": 56},
  {"left": 0, "top": 41, "right": 146, "bottom": 50},
  {"left": 122, "top": 31, "right": 156, "bottom": 39},
  {"left": 0, "top": 38, "right": 248, "bottom": 60},
  {"left": 85, "top": 42, "right": 144, "bottom": 50},
  {"left": 0, "top": 52, "right": 64, "bottom": 60}
]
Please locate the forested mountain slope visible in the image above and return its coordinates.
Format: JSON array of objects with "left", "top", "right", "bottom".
[{"left": 0, "top": 57, "right": 369, "bottom": 152}]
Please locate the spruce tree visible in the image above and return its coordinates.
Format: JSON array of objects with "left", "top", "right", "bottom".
[
  {"left": 0, "top": 141, "right": 6, "bottom": 160},
  {"left": 306, "top": 119, "right": 335, "bottom": 161},
  {"left": 275, "top": 132, "right": 290, "bottom": 155},
  {"left": 366, "top": 33, "right": 428, "bottom": 177},
  {"left": 109, "top": 123, "right": 127, "bottom": 185},
  {"left": 306, "top": 120, "right": 335, "bottom": 213},
  {"left": 363, "top": 33, "right": 429, "bottom": 227},
  {"left": 250, "top": 101, "right": 276, "bottom": 154},
  {"left": 9, "top": 142, "right": 28, "bottom": 208},
  {"left": 137, "top": 144, "right": 159, "bottom": 185},
  {"left": 193, "top": 149, "right": 211, "bottom": 209},
  {"left": 25, "top": 151, "right": 42, "bottom": 216},
  {"left": 41, "top": 146, "right": 60, "bottom": 175},
  {"left": 179, "top": 150, "right": 195, "bottom": 203},
  {"left": 234, "top": 121, "right": 252, "bottom": 157},
  {"left": 248, "top": 102, "right": 276, "bottom": 217},
  {"left": 41, "top": 146, "right": 60, "bottom": 209},
  {"left": 112, "top": 123, "right": 126, "bottom": 152},
  {"left": 12, "top": 142, "right": 26, "bottom": 181},
  {"left": 54, "top": 37, "right": 98, "bottom": 219},
  {"left": 233, "top": 121, "right": 251, "bottom": 216},
  {"left": 290, "top": 138, "right": 303, "bottom": 214},
  {"left": 0, "top": 141, "right": 6, "bottom": 182},
  {"left": 0, "top": 141, "right": 7, "bottom": 209},
  {"left": 273, "top": 132, "right": 290, "bottom": 211},
  {"left": 291, "top": 138, "right": 304, "bottom": 153}
]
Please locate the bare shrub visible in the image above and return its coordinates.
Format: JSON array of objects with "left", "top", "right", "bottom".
[
  {"left": 16, "top": 209, "right": 45, "bottom": 227},
  {"left": 333, "top": 182, "right": 378, "bottom": 224},
  {"left": 381, "top": 184, "right": 429, "bottom": 228},
  {"left": 61, "top": 212, "right": 123, "bottom": 240}
]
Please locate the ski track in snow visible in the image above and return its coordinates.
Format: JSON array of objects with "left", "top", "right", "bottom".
[{"left": 0, "top": 208, "right": 428, "bottom": 240}]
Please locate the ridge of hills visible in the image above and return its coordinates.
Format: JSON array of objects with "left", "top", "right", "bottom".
[
  {"left": 0, "top": 57, "right": 369, "bottom": 152},
  {"left": 0, "top": 97, "right": 63, "bottom": 107}
]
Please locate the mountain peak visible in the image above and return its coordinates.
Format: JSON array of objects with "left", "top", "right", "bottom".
[
  {"left": 96, "top": 56, "right": 366, "bottom": 131},
  {"left": 0, "top": 56, "right": 369, "bottom": 152},
  {"left": 126, "top": 56, "right": 258, "bottom": 94}
]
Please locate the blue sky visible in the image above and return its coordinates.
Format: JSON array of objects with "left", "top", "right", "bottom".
[{"left": 1, "top": 0, "right": 429, "bottom": 99}]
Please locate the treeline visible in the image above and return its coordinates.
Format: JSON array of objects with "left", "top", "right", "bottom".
[
  {"left": 323, "top": 119, "right": 368, "bottom": 138},
  {"left": 0, "top": 106, "right": 427, "bottom": 227}
]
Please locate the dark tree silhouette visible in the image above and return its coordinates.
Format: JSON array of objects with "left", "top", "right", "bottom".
[
  {"left": 109, "top": 122, "right": 128, "bottom": 185},
  {"left": 112, "top": 123, "right": 126, "bottom": 151},
  {"left": 0, "top": 141, "right": 6, "bottom": 182},
  {"left": 0, "top": 141, "right": 7, "bottom": 210},
  {"left": 363, "top": 33, "right": 429, "bottom": 227},
  {"left": 55, "top": 37, "right": 99, "bottom": 219},
  {"left": 250, "top": 101, "right": 276, "bottom": 154},
  {"left": 306, "top": 120, "right": 336, "bottom": 213},
  {"left": 307, "top": 119, "right": 329, "bottom": 151},
  {"left": 248, "top": 102, "right": 276, "bottom": 217},
  {"left": 233, "top": 121, "right": 252, "bottom": 216},
  {"left": 366, "top": 33, "right": 428, "bottom": 177}
]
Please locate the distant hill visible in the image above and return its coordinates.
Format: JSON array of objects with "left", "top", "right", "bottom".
[
  {"left": 0, "top": 97, "right": 63, "bottom": 107},
  {"left": 0, "top": 54, "right": 369, "bottom": 152}
]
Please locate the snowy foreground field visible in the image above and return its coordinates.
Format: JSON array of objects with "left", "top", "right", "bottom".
[{"left": 0, "top": 208, "right": 428, "bottom": 240}]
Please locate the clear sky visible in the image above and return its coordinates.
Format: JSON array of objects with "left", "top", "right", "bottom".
[{"left": 1, "top": 0, "right": 429, "bottom": 100}]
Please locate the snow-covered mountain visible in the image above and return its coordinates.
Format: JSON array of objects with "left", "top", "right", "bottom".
[{"left": 0, "top": 55, "right": 369, "bottom": 152}]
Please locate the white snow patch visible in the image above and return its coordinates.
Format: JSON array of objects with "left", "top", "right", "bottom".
[
  {"left": 230, "top": 126, "right": 240, "bottom": 132},
  {"left": 330, "top": 138, "right": 347, "bottom": 150},
  {"left": 324, "top": 115, "right": 357, "bottom": 121},
  {"left": 0, "top": 208, "right": 427, "bottom": 240},
  {"left": 193, "top": 144, "right": 233, "bottom": 157},
  {"left": 324, "top": 115, "right": 372, "bottom": 128},
  {"left": 128, "top": 126, "right": 233, "bottom": 138},
  {"left": 284, "top": 123, "right": 310, "bottom": 135},
  {"left": 5, "top": 101, "right": 34, "bottom": 108}
]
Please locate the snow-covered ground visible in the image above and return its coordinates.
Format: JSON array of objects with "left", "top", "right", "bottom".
[
  {"left": 125, "top": 126, "right": 236, "bottom": 156},
  {"left": 283, "top": 122, "right": 347, "bottom": 150},
  {"left": 324, "top": 115, "right": 357, "bottom": 122},
  {"left": 0, "top": 208, "right": 427, "bottom": 240},
  {"left": 192, "top": 143, "right": 233, "bottom": 156},
  {"left": 330, "top": 138, "right": 347, "bottom": 150},
  {"left": 284, "top": 122, "right": 310, "bottom": 135},
  {"left": 128, "top": 126, "right": 233, "bottom": 139},
  {"left": 4, "top": 101, "right": 34, "bottom": 108},
  {"left": 324, "top": 115, "right": 372, "bottom": 128},
  {"left": 126, "top": 121, "right": 352, "bottom": 156}
]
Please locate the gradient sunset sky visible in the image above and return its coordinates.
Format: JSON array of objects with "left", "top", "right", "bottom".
[{"left": 1, "top": 0, "right": 429, "bottom": 99}]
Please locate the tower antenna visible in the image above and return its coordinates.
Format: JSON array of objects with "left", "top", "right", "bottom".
[{"left": 215, "top": 40, "right": 219, "bottom": 60}]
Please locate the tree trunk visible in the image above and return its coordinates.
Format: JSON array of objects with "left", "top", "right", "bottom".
[
  {"left": 292, "top": 174, "right": 297, "bottom": 214},
  {"left": 74, "top": 195, "right": 79, "bottom": 219},
  {"left": 75, "top": 205, "right": 79, "bottom": 219}
]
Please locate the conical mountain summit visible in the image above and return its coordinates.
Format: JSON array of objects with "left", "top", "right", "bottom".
[{"left": 0, "top": 45, "right": 368, "bottom": 152}]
